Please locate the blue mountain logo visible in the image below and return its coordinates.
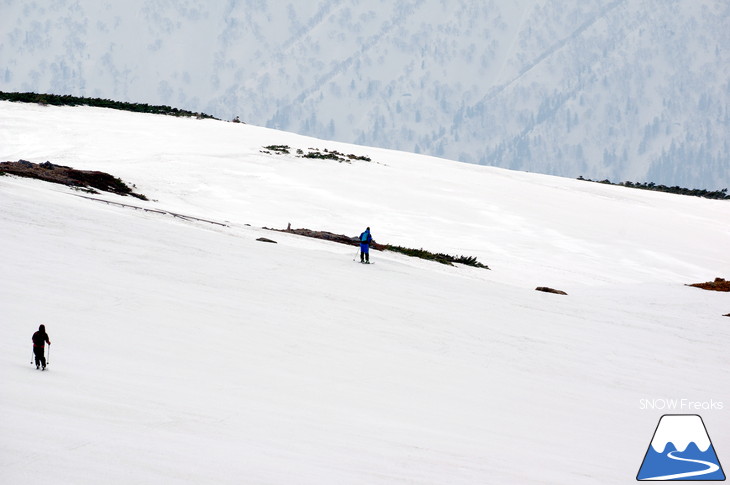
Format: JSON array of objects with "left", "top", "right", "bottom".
[{"left": 637, "top": 414, "right": 725, "bottom": 481}]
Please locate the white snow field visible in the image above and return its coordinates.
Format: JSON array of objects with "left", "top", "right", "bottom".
[{"left": 1, "top": 101, "right": 729, "bottom": 484}]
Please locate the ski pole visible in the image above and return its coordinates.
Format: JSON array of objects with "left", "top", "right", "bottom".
[
  {"left": 47, "top": 344, "right": 50, "bottom": 365},
  {"left": 30, "top": 348, "right": 34, "bottom": 365},
  {"left": 353, "top": 247, "right": 360, "bottom": 261}
]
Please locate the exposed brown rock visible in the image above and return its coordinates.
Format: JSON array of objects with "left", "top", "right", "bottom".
[
  {"left": 536, "top": 286, "right": 568, "bottom": 295},
  {"left": 688, "top": 278, "right": 730, "bottom": 292},
  {"left": 266, "top": 226, "right": 384, "bottom": 250},
  {"left": 0, "top": 160, "right": 147, "bottom": 200}
]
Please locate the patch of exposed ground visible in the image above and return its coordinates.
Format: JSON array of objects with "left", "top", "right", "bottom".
[
  {"left": 1, "top": 160, "right": 147, "bottom": 200},
  {"left": 688, "top": 278, "right": 730, "bottom": 292}
]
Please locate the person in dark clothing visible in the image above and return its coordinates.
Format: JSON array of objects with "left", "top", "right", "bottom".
[
  {"left": 359, "top": 227, "right": 373, "bottom": 263},
  {"left": 32, "top": 324, "right": 51, "bottom": 369}
]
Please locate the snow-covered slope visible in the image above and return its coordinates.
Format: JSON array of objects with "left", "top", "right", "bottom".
[
  {"left": 1, "top": 102, "right": 729, "bottom": 484},
  {"left": 1, "top": 0, "right": 728, "bottom": 189}
]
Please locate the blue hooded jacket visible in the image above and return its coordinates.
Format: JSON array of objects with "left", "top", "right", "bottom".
[{"left": 359, "top": 228, "right": 372, "bottom": 252}]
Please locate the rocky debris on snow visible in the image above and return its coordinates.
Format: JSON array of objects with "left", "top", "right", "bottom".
[
  {"left": 536, "top": 286, "right": 568, "bottom": 295},
  {"left": 266, "top": 226, "right": 378, "bottom": 249},
  {"left": 264, "top": 225, "right": 489, "bottom": 269},
  {"left": 724, "top": 313, "right": 730, "bottom": 318},
  {"left": 256, "top": 237, "right": 277, "bottom": 243},
  {"left": 0, "top": 160, "right": 148, "bottom": 200},
  {"left": 687, "top": 277, "right": 730, "bottom": 292}
]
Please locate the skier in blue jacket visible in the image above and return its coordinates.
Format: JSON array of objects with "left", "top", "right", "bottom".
[{"left": 359, "top": 227, "right": 373, "bottom": 263}]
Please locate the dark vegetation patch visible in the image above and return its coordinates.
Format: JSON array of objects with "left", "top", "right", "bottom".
[
  {"left": 262, "top": 145, "right": 372, "bottom": 163},
  {"left": 687, "top": 277, "right": 730, "bottom": 292},
  {"left": 1, "top": 160, "right": 147, "bottom": 200},
  {"left": 262, "top": 145, "right": 292, "bottom": 154},
  {"left": 384, "top": 245, "right": 489, "bottom": 268},
  {"left": 0, "top": 91, "right": 217, "bottom": 120},
  {"left": 577, "top": 176, "right": 729, "bottom": 200},
  {"left": 265, "top": 226, "right": 489, "bottom": 269}
]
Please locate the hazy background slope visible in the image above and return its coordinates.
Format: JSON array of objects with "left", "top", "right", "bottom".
[{"left": 1, "top": 0, "right": 729, "bottom": 188}]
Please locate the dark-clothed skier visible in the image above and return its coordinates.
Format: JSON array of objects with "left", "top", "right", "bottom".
[
  {"left": 32, "top": 324, "right": 51, "bottom": 370},
  {"left": 359, "top": 227, "right": 373, "bottom": 263}
]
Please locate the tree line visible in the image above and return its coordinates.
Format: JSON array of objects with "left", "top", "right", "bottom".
[
  {"left": 577, "top": 176, "right": 729, "bottom": 200},
  {"left": 0, "top": 91, "right": 218, "bottom": 120}
]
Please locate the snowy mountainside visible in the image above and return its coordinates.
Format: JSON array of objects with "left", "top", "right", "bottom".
[
  {"left": 1, "top": 0, "right": 728, "bottom": 189},
  {"left": 1, "top": 102, "right": 729, "bottom": 484}
]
